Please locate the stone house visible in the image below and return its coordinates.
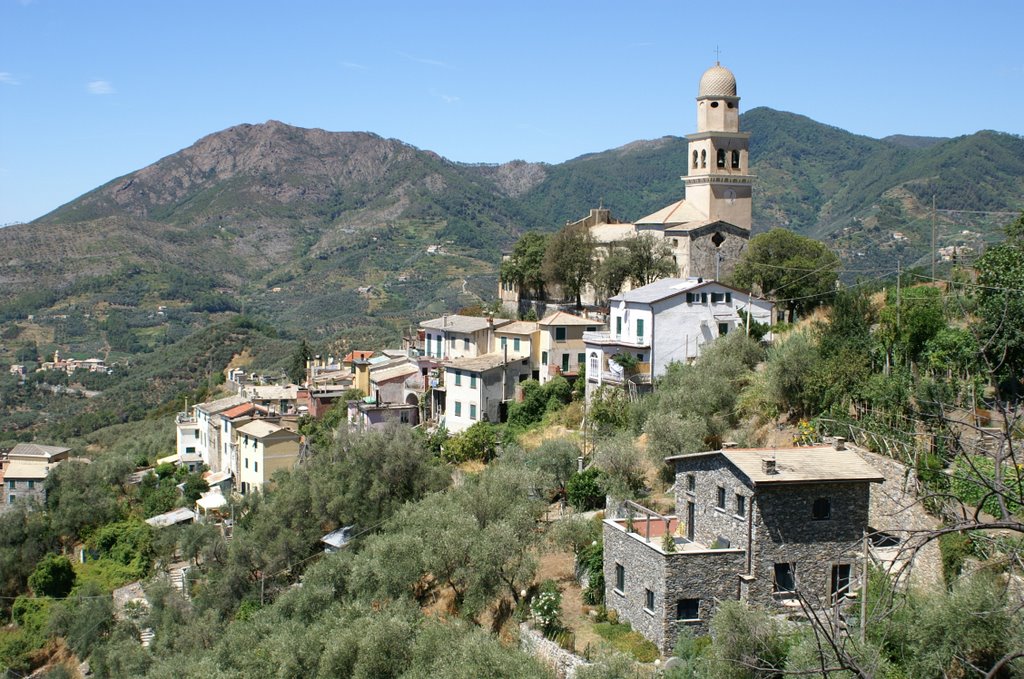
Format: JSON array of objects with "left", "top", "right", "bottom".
[
  {"left": 1, "top": 443, "right": 70, "bottom": 510},
  {"left": 604, "top": 443, "right": 882, "bottom": 653}
]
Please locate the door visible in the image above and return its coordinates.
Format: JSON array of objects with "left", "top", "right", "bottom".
[{"left": 686, "top": 501, "right": 695, "bottom": 541}]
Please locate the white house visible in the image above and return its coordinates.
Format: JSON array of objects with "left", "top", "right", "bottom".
[
  {"left": 183, "top": 395, "right": 248, "bottom": 472},
  {"left": 442, "top": 353, "right": 531, "bottom": 433},
  {"left": 584, "top": 278, "right": 772, "bottom": 397},
  {"left": 419, "top": 314, "right": 510, "bottom": 361}
]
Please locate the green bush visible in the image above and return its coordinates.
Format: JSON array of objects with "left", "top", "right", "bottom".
[
  {"left": 567, "top": 467, "right": 605, "bottom": 511},
  {"left": 28, "top": 554, "right": 76, "bottom": 598},
  {"left": 593, "top": 620, "right": 659, "bottom": 663}
]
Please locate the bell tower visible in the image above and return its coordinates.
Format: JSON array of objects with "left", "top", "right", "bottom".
[{"left": 683, "top": 63, "right": 752, "bottom": 230}]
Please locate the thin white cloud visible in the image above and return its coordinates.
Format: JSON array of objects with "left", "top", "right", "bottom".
[
  {"left": 0, "top": 72, "right": 20, "bottom": 85},
  {"left": 399, "top": 52, "right": 451, "bottom": 68},
  {"left": 341, "top": 61, "right": 367, "bottom": 70},
  {"left": 429, "top": 89, "right": 460, "bottom": 104},
  {"left": 87, "top": 80, "right": 115, "bottom": 95}
]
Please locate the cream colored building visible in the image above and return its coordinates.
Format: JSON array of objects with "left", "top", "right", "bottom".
[
  {"left": 236, "top": 420, "right": 302, "bottom": 494},
  {"left": 536, "top": 311, "right": 602, "bottom": 383}
]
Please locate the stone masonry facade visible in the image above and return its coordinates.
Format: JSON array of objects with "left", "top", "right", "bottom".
[{"left": 606, "top": 446, "right": 878, "bottom": 655}]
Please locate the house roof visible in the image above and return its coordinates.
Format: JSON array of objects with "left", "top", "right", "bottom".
[
  {"left": 445, "top": 353, "right": 509, "bottom": 373},
  {"left": 609, "top": 277, "right": 762, "bottom": 305},
  {"left": 370, "top": 363, "right": 420, "bottom": 383},
  {"left": 221, "top": 402, "right": 262, "bottom": 420},
  {"left": 635, "top": 198, "right": 708, "bottom": 226},
  {"left": 195, "top": 394, "right": 249, "bottom": 415},
  {"left": 145, "top": 507, "right": 196, "bottom": 528},
  {"left": 322, "top": 526, "right": 355, "bottom": 549},
  {"left": 667, "top": 445, "right": 884, "bottom": 486},
  {"left": 420, "top": 314, "right": 510, "bottom": 334},
  {"left": 6, "top": 443, "right": 70, "bottom": 460},
  {"left": 539, "top": 311, "right": 595, "bottom": 327},
  {"left": 196, "top": 488, "right": 228, "bottom": 511},
  {"left": 3, "top": 460, "right": 51, "bottom": 480},
  {"left": 203, "top": 470, "right": 232, "bottom": 486},
  {"left": 342, "top": 350, "right": 375, "bottom": 363},
  {"left": 245, "top": 385, "right": 298, "bottom": 401},
  {"left": 236, "top": 419, "right": 291, "bottom": 439},
  {"left": 495, "top": 321, "right": 539, "bottom": 335}
]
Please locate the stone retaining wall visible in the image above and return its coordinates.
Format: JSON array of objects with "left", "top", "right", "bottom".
[{"left": 519, "top": 623, "right": 590, "bottom": 679}]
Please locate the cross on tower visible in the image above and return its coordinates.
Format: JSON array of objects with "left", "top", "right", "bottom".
[{"left": 714, "top": 46, "right": 721, "bottom": 64}]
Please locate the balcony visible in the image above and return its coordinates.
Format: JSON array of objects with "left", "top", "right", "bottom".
[
  {"left": 600, "top": 362, "right": 652, "bottom": 385},
  {"left": 582, "top": 331, "right": 650, "bottom": 349},
  {"left": 175, "top": 412, "right": 197, "bottom": 425}
]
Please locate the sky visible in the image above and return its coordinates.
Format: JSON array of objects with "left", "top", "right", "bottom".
[{"left": 1, "top": 0, "right": 1023, "bottom": 225}]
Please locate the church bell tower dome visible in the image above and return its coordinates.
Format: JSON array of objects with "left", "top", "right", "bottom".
[{"left": 698, "top": 64, "right": 737, "bottom": 98}]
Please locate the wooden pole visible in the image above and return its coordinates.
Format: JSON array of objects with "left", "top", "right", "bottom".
[{"left": 860, "top": 529, "right": 868, "bottom": 644}]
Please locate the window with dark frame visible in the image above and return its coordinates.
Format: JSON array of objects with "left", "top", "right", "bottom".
[
  {"left": 773, "top": 563, "right": 796, "bottom": 595},
  {"left": 831, "top": 564, "right": 852, "bottom": 601},
  {"left": 736, "top": 493, "right": 746, "bottom": 517},
  {"left": 686, "top": 474, "right": 696, "bottom": 493},
  {"left": 615, "top": 563, "right": 625, "bottom": 592},
  {"left": 676, "top": 598, "right": 700, "bottom": 621},
  {"left": 716, "top": 486, "right": 726, "bottom": 509},
  {"left": 644, "top": 588, "right": 655, "bottom": 612},
  {"left": 812, "top": 497, "right": 832, "bottom": 520}
]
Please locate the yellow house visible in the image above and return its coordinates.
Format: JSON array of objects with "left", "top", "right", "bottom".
[
  {"left": 537, "top": 311, "right": 603, "bottom": 383},
  {"left": 235, "top": 420, "right": 302, "bottom": 494}
]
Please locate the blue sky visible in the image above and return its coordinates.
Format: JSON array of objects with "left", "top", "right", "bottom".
[{"left": 1, "top": 0, "right": 1022, "bottom": 224}]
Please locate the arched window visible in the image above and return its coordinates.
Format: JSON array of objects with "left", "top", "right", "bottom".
[
  {"left": 716, "top": 149, "right": 726, "bottom": 168},
  {"left": 589, "top": 353, "right": 598, "bottom": 374},
  {"left": 692, "top": 150, "right": 698, "bottom": 169},
  {"left": 731, "top": 150, "right": 740, "bottom": 169},
  {"left": 700, "top": 150, "right": 706, "bottom": 168}
]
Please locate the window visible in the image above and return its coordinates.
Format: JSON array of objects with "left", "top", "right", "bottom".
[
  {"left": 700, "top": 150, "right": 707, "bottom": 168},
  {"left": 450, "top": 337, "right": 456, "bottom": 349},
  {"left": 692, "top": 150, "right": 698, "bottom": 169},
  {"left": 555, "top": 326, "right": 566, "bottom": 341},
  {"left": 831, "top": 564, "right": 852, "bottom": 601},
  {"left": 685, "top": 292, "right": 694, "bottom": 304},
  {"left": 773, "top": 563, "right": 796, "bottom": 595},
  {"left": 711, "top": 292, "right": 725, "bottom": 303},
  {"left": 736, "top": 494, "right": 746, "bottom": 517},
  {"left": 636, "top": 318, "right": 644, "bottom": 340},
  {"left": 731, "top": 149, "right": 740, "bottom": 169},
  {"left": 717, "top": 148, "right": 726, "bottom": 168},
  {"left": 589, "top": 353, "right": 598, "bottom": 373},
  {"left": 716, "top": 486, "right": 726, "bottom": 509},
  {"left": 454, "top": 401, "right": 462, "bottom": 417},
  {"left": 513, "top": 337, "right": 521, "bottom": 352},
  {"left": 500, "top": 336, "right": 507, "bottom": 349},
  {"left": 677, "top": 598, "right": 700, "bottom": 621},
  {"left": 254, "top": 461, "right": 258, "bottom": 473},
  {"left": 700, "top": 292, "right": 708, "bottom": 304},
  {"left": 725, "top": 292, "right": 732, "bottom": 303},
  {"left": 454, "top": 370, "right": 462, "bottom": 386},
  {"left": 542, "top": 351, "right": 548, "bottom": 365},
  {"left": 587, "top": 326, "right": 596, "bottom": 332},
  {"left": 463, "top": 337, "right": 469, "bottom": 350},
  {"left": 470, "top": 404, "right": 477, "bottom": 420},
  {"left": 8, "top": 495, "right": 14, "bottom": 504},
  {"left": 577, "top": 353, "right": 585, "bottom": 366},
  {"left": 27, "top": 480, "right": 34, "bottom": 490},
  {"left": 561, "top": 354, "right": 569, "bottom": 372},
  {"left": 244, "top": 458, "right": 249, "bottom": 469},
  {"left": 7, "top": 480, "right": 14, "bottom": 489},
  {"left": 812, "top": 497, "right": 832, "bottom": 521},
  {"left": 470, "top": 374, "right": 477, "bottom": 389},
  {"left": 686, "top": 474, "right": 695, "bottom": 493},
  {"left": 644, "top": 588, "right": 655, "bottom": 612},
  {"left": 186, "top": 446, "right": 195, "bottom": 454},
  {"left": 615, "top": 563, "right": 625, "bottom": 592},
  {"left": 615, "top": 317, "right": 622, "bottom": 337},
  {"left": 718, "top": 323, "right": 729, "bottom": 336}
]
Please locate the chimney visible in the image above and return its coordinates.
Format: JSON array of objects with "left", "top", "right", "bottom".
[
  {"left": 834, "top": 436, "right": 846, "bottom": 451},
  {"left": 762, "top": 459, "right": 778, "bottom": 475},
  {"left": 722, "top": 441, "right": 738, "bottom": 449},
  {"left": 442, "top": 313, "right": 449, "bottom": 328}
]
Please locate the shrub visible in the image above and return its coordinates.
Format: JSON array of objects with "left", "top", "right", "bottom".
[
  {"left": 532, "top": 580, "right": 564, "bottom": 637},
  {"left": 567, "top": 467, "right": 605, "bottom": 511},
  {"left": 29, "top": 554, "right": 76, "bottom": 598},
  {"left": 593, "top": 620, "right": 659, "bottom": 663}
]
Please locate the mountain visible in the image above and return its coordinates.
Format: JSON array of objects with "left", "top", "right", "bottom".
[{"left": 2, "top": 110, "right": 1023, "bottom": 337}]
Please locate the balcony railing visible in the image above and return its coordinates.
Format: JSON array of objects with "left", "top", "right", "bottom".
[{"left": 582, "top": 331, "right": 650, "bottom": 348}]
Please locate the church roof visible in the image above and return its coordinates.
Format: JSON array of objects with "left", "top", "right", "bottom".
[
  {"left": 699, "top": 64, "right": 737, "bottom": 97},
  {"left": 635, "top": 199, "right": 707, "bottom": 227}
]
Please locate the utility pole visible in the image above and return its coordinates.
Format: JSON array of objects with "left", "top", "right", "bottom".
[
  {"left": 931, "top": 194, "right": 937, "bottom": 280},
  {"left": 860, "top": 529, "right": 868, "bottom": 643}
]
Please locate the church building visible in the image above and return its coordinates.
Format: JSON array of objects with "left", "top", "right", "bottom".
[{"left": 500, "top": 63, "right": 753, "bottom": 311}]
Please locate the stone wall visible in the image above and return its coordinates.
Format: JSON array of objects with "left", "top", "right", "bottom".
[
  {"left": 750, "top": 482, "right": 870, "bottom": 607},
  {"left": 674, "top": 455, "right": 753, "bottom": 551},
  {"left": 519, "top": 623, "right": 590, "bottom": 679},
  {"left": 604, "top": 518, "right": 745, "bottom": 653}
]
